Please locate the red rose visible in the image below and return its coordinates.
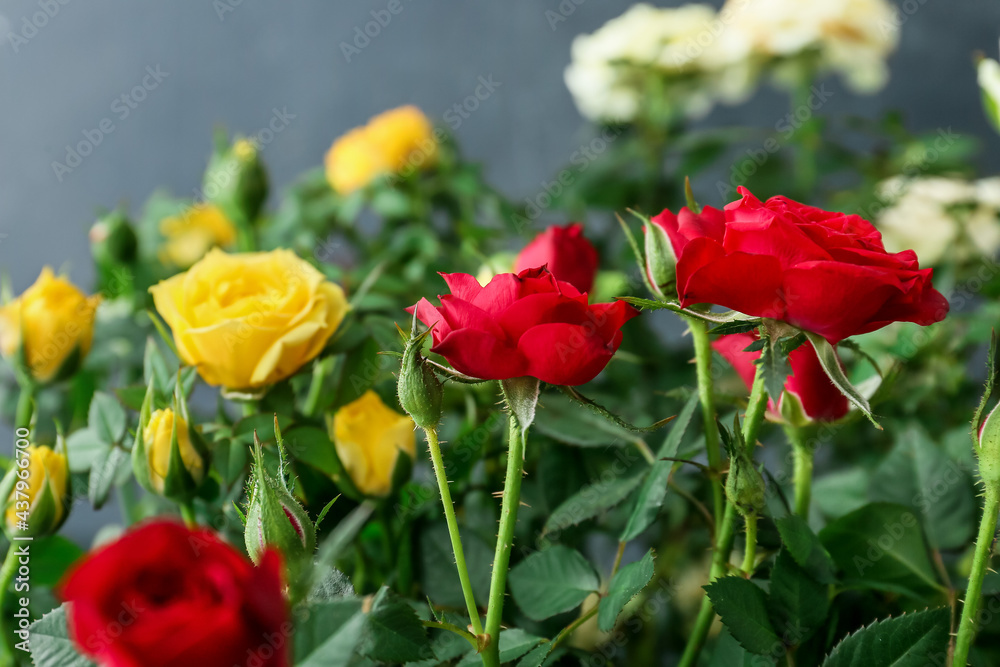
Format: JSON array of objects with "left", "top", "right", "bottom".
[
  {"left": 61, "top": 520, "right": 289, "bottom": 667},
  {"left": 410, "top": 267, "right": 638, "bottom": 385},
  {"left": 713, "top": 333, "right": 849, "bottom": 422},
  {"left": 653, "top": 187, "right": 949, "bottom": 342},
  {"left": 514, "top": 223, "right": 599, "bottom": 293}
]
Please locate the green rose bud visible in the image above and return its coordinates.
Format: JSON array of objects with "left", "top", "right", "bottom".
[
  {"left": 244, "top": 421, "right": 317, "bottom": 591},
  {"left": 977, "top": 403, "right": 1000, "bottom": 485},
  {"left": 643, "top": 220, "right": 676, "bottom": 301},
  {"left": 726, "top": 450, "right": 767, "bottom": 518},
  {"left": 131, "top": 377, "right": 210, "bottom": 501},
  {"left": 203, "top": 135, "right": 269, "bottom": 224},
  {"left": 397, "top": 320, "right": 443, "bottom": 430}
]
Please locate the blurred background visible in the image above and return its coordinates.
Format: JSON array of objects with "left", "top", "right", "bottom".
[
  {"left": 1, "top": 0, "right": 999, "bottom": 543},
  {"left": 1, "top": 0, "right": 999, "bottom": 294}
]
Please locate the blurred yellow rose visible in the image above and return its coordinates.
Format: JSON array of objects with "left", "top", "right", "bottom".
[
  {"left": 0, "top": 268, "right": 101, "bottom": 383},
  {"left": 324, "top": 105, "right": 438, "bottom": 194},
  {"left": 149, "top": 248, "right": 349, "bottom": 389},
  {"left": 5, "top": 445, "right": 68, "bottom": 536},
  {"left": 159, "top": 203, "right": 238, "bottom": 268},
  {"left": 329, "top": 390, "right": 415, "bottom": 496},
  {"left": 143, "top": 408, "right": 205, "bottom": 494}
]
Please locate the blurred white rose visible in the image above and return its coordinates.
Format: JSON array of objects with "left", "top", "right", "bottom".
[
  {"left": 564, "top": 3, "right": 758, "bottom": 122},
  {"left": 876, "top": 176, "right": 1000, "bottom": 265},
  {"left": 723, "top": 0, "right": 899, "bottom": 92}
]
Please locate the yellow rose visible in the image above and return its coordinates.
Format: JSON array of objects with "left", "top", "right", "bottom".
[
  {"left": 0, "top": 268, "right": 101, "bottom": 383},
  {"left": 324, "top": 105, "right": 438, "bottom": 194},
  {"left": 329, "top": 390, "right": 415, "bottom": 497},
  {"left": 5, "top": 445, "right": 68, "bottom": 535},
  {"left": 143, "top": 408, "right": 205, "bottom": 494},
  {"left": 149, "top": 248, "right": 349, "bottom": 389},
  {"left": 324, "top": 127, "right": 390, "bottom": 195},
  {"left": 365, "top": 105, "right": 438, "bottom": 173},
  {"left": 159, "top": 203, "right": 238, "bottom": 268}
]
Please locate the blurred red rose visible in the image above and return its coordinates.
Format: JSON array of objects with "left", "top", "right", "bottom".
[
  {"left": 652, "top": 187, "right": 949, "bottom": 342},
  {"left": 410, "top": 267, "right": 637, "bottom": 385},
  {"left": 514, "top": 223, "right": 599, "bottom": 293},
  {"left": 61, "top": 520, "right": 289, "bottom": 667},
  {"left": 713, "top": 332, "right": 849, "bottom": 422}
]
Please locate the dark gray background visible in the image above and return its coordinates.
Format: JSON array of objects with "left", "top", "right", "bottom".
[{"left": 1, "top": 0, "right": 999, "bottom": 542}]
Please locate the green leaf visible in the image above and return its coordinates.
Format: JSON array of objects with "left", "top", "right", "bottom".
[
  {"left": 66, "top": 428, "right": 111, "bottom": 474},
  {"left": 543, "top": 472, "right": 644, "bottom": 535},
  {"left": 293, "top": 598, "right": 366, "bottom": 667},
  {"left": 708, "top": 629, "right": 776, "bottom": 666},
  {"left": 31, "top": 536, "right": 85, "bottom": 587},
  {"left": 621, "top": 393, "right": 699, "bottom": 541},
  {"left": 759, "top": 337, "right": 793, "bottom": 405},
  {"left": 517, "top": 642, "right": 554, "bottom": 667},
  {"left": 88, "top": 392, "right": 126, "bottom": 446},
  {"left": 509, "top": 546, "right": 600, "bottom": 621},
  {"left": 615, "top": 296, "right": 672, "bottom": 311},
  {"left": 821, "top": 608, "right": 950, "bottom": 667},
  {"left": 533, "top": 391, "right": 635, "bottom": 447},
  {"left": 868, "top": 425, "right": 975, "bottom": 550},
  {"left": 358, "top": 587, "right": 432, "bottom": 663},
  {"left": 813, "top": 468, "right": 870, "bottom": 520},
  {"left": 88, "top": 446, "right": 129, "bottom": 510},
  {"left": 819, "top": 502, "right": 942, "bottom": 599},
  {"left": 705, "top": 577, "right": 781, "bottom": 655},
  {"left": 767, "top": 550, "right": 829, "bottom": 644},
  {"left": 805, "top": 332, "right": 879, "bottom": 428},
  {"left": 598, "top": 549, "right": 655, "bottom": 632},
  {"left": 776, "top": 515, "right": 837, "bottom": 585},
  {"left": 324, "top": 338, "right": 381, "bottom": 412},
  {"left": 707, "top": 319, "right": 762, "bottom": 336},
  {"left": 456, "top": 629, "right": 543, "bottom": 667},
  {"left": 28, "top": 605, "right": 95, "bottom": 667}
]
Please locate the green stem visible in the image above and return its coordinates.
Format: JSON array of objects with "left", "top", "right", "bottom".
[
  {"left": 303, "top": 357, "right": 332, "bottom": 418},
  {"left": 742, "top": 514, "right": 758, "bottom": 575},
  {"left": 792, "top": 77, "right": 820, "bottom": 198},
  {"left": 785, "top": 425, "right": 813, "bottom": 517},
  {"left": 678, "top": 364, "right": 769, "bottom": 667},
  {"left": 14, "top": 386, "right": 33, "bottom": 433},
  {"left": 0, "top": 545, "right": 22, "bottom": 665},
  {"left": 423, "top": 427, "right": 484, "bottom": 636},
  {"left": 481, "top": 414, "right": 527, "bottom": 667},
  {"left": 179, "top": 501, "right": 197, "bottom": 528},
  {"left": 549, "top": 604, "right": 599, "bottom": 653},
  {"left": 687, "top": 317, "right": 724, "bottom": 531},
  {"left": 954, "top": 484, "right": 1000, "bottom": 665}
]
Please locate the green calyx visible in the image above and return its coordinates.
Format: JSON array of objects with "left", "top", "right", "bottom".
[{"left": 396, "top": 315, "right": 444, "bottom": 430}]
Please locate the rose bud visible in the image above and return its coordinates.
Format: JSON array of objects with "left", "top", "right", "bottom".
[
  {"left": 158, "top": 203, "right": 237, "bottom": 268},
  {"left": 410, "top": 268, "right": 639, "bottom": 386},
  {"left": 0, "top": 268, "right": 101, "bottom": 384},
  {"left": 203, "top": 136, "right": 269, "bottom": 223},
  {"left": 978, "top": 402, "right": 1000, "bottom": 485},
  {"left": 397, "top": 325, "right": 444, "bottom": 430},
  {"left": 652, "top": 187, "right": 948, "bottom": 343},
  {"left": 713, "top": 333, "right": 849, "bottom": 424},
  {"left": 89, "top": 209, "right": 139, "bottom": 298},
  {"left": 149, "top": 249, "right": 349, "bottom": 391},
  {"left": 132, "top": 378, "right": 209, "bottom": 500},
  {"left": 328, "top": 390, "right": 416, "bottom": 497},
  {"left": 0, "top": 440, "right": 69, "bottom": 538},
  {"left": 643, "top": 217, "right": 676, "bottom": 300},
  {"left": 60, "top": 520, "right": 290, "bottom": 667},
  {"left": 514, "top": 223, "right": 599, "bottom": 294},
  {"left": 979, "top": 55, "right": 1000, "bottom": 135},
  {"left": 244, "top": 432, "right": 316, "bottom": 579},
  {"left": 726, "top": 447, "right": 767, "bottom": 519}
]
